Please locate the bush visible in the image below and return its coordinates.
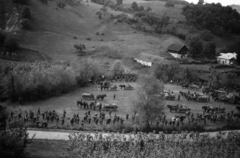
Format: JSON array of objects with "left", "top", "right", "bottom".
[
  {"left": 21, "top": 19, "right": 31, "bottom": 30},
  {"left": 200, "top": 30, "right": 214, "bottom": 41},
  {"left": 86, "top": 37, "right": 91, "bottom": 41},
  {"left": 165, "top": 1, "right": 175, "bottom": 7},
  {"left": 0, "top": 60, "right": 102, "bottom": 102},
  {"left": 131, "top": 2, "right": 139, "bottom": 11},
  {"left": 4, "top": 37, "right": 19, "bottom": 52},
  {"left": 12, "top": 0, "right": 30, "bottom": 5},
  {"left": 0, "top": 32, "right": 6, "bottom": 44},
  {"left": 57, "top": 1, "right": 66, "bottom": 8},
  {"left": 22, "top": 7, "right": 32, "bottom": 19}
]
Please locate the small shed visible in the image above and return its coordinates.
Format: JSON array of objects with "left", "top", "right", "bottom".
[
  {"left": 168, "top": 43, "right": 189, "bottom": 59},
  {"left": 134, "top": 52, "right": 164, "bottom": 67}
]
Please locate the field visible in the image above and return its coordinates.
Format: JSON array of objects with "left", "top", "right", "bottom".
[{"left": 6, "top": 79, "right": 239, "bottom": 132}]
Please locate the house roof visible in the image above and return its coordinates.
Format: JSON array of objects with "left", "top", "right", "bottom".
[
  {"left": 135, "top": 52, "right": 164, "bottom": 63},
  {"left": 217, "top": 53, "right": 237, "bottom": 60},
  {"left": 168, "top": 43, "right": 188, "bottom": 52}
]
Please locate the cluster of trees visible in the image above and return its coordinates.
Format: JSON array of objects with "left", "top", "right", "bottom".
[
  {"left": 0, "top": 60, "right": 102, "bottom": 102},
  {"left": 182, "top": 3, "right": 240, "bottom": 36},
  {"left": 0, "top": 105, "right": 32, "bottom": 158},
  {"left": 0, "top": 32, "right": 20, "bottom": 52},
  {"left": 187, "top": 33, "right": 216, "bottom": 59}
]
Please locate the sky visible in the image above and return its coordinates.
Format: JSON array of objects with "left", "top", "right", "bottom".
[{"left": 185, "top": 0, "right": 240, "bottom": 6}]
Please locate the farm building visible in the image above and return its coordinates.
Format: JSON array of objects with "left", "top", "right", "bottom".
[
  {"left": 134, "top": 52, "right": 165, "bottom": 67},
  {"left": 167, "top": 43, "right": 189, "bottom": 59},
  {"left": 217, "top": 53, "right": 237, "bottom": 65}
]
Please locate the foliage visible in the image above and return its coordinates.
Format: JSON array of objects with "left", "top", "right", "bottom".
[
  {"left": 133, "top": 75, "right": 164, "bottom": 129},
  {"left": 0, "top": 32, "right": 6, "bottom": 44},
  {"left": 110, "top": 60, "right": 124, "bottom": 77},
  {"left": 0, "top": 106, "right": 32, "bottom": 158},
  {"left": 165, "top": 1, "right": 175, "bottom": 7},
  {"left": 138, "top": 6, "right": 145, "bottom": 12},
  {"left": 22, "top": 7, "right": 32, "bottom": 19},
  {"left": 203, "top": 42, "right": 216, "bottom": 59},
  {"left": 200, "top": 30, "right": 214, "bottom": 41},
  {"left": 131, "top": 2, "right": 139, "bottom": 11},
  {"left": 116, "top": 0, "right": 123, "bottom": 5},
  {"left": 57, "top": 0, "right": 67, "bottom": 8},
  {"left": 12, "top": 0, "right": 30, "bottom": 5},
  {"left": 182, "top": 3, "right": 240, "bottom": 36},
  {"left": 4, "top": 37, "right": 19, "bottom": 52},
  {"left": 21, "top": 19, "right": 31, "bottom": 30},
  {"left": 0, "top": 60, "right": 102, "bottom": 102},
  {"left": 187, "top": 34, "right": 203, "bottom": 58},
  {"left": 65, "top": 131, "right": 240, "bottom": 158}
]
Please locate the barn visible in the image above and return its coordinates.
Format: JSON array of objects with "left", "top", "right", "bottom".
[
  {"left": 134, "top": 52, "right": 165, "bottom": 67},
  {"left": 167, "top": 43, "right": 189, "bottom": 59}
]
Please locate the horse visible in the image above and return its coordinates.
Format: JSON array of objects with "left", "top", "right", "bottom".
[
  {"left": 119, "top": 85, "right": 126, "bottom": 89},
  {"left": 96, "top": 94, "right": 107, "bottom": 100}
]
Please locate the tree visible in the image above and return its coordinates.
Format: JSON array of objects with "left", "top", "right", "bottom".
[
  {"left": 22, "top": 7, "right": 32, "bottom": 19},
  {"left": 0, "top": 106, "right": 33, "bottom": 158},
  {"left": 198, "top": 0, "right": 204, "bottom": 5},
  {"left": 4, "top": 37, "right": 19, "bottom": 52},
  {"left": 138, "top": 6, "right": 145, "bottom": 12},
  {"left": 110, "top": 60, "right": 124, "bottom": 76},
  {"left": 133, "top": 75, "right": 164, "bottom": 130},
  {"left": 165, "top": 1, "right": 174, "bottom": 7},
  {"left": 131, "top": 2, "right": 139, "bottom": 11},
  {"left": 187, "top": 34, "right": 203, "bottom": 58},
  {"left": 116, "top": 0, "right": 123, "bottom": 5},
  {"left": 203, "top": 42, "right": 216, "bottom": 59}
]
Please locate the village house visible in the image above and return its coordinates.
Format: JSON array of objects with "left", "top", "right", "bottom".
[
  {"left": 167, "top": 43, "right": 189, "bottom": 59},
  {"left": 217, "top": 53, "right": 237, "bottom": 65},
  {"left": 134, "top": 52, "right": 165, "bottom": 67}
]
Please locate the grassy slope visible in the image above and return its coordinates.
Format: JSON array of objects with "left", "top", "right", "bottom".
[{"left": 18, "top": 0, "right": 184, "bottom": 64}]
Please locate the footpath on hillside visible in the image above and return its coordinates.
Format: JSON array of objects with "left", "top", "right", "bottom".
[{"left": 28, "top": 129, "right": 240, "bottom": 141}]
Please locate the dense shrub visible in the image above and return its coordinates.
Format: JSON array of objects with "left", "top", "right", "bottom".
[
  {"left": 182, "top": 3, "right": 240, "bottom": 36},
  {"left": 165, "top": 1, "right": 175, "bottom": 7},
  {"left": 4, "top": 37, "right": 19, "bottom": 52},
  {"left": 21, "top": 19, "right": 31, "bottom": 30},
  {"left": 200, "top": 30, "right": 214, "bottom": 41},
  {"left": 22, "top": 7, "right": 32, "bottom": 19},
  {"left": 131, "top": 2, "right": 139, "bottom": 11},
  {"left": 0, "top": 60, "right": 102, "bottom": 102},
  {"left": 12, "top": 0, "right": 30, "bottom": 5},
  {"left": 0, "top": 32, "right": 6, "bottom": 44}
]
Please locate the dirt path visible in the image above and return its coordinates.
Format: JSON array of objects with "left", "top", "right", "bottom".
[{"left": 28, "top": 129, "right": 240, "bottom": 141}]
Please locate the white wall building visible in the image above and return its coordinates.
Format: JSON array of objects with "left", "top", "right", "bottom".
[
  {"left": 217, "top": 53, "right": 237, "bottom": 65},
  {"left": 134, "top": 52, "right": 164, "bottom": 67}
]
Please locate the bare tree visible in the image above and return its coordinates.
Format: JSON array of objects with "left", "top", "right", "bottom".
[{"left": 133, "top": 74, "right": 164, "bottom": 129}]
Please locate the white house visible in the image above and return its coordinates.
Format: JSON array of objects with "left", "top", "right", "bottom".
[
  {"left": 134, "top": 52, "right": 164, "bottom": 67},
  {"left": 217, "top": 53, "right": 237, "bottom": 65}
]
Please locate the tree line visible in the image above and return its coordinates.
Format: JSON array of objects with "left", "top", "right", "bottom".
[{"left": 182, "top": 3, "right": 240, "bottom": 36}]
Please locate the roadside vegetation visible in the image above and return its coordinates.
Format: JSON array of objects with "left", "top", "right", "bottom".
[{"left": 64, "top": 131, "right": 240, "bottom": 158}]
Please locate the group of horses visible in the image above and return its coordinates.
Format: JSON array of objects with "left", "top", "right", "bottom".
[
  {"left": 179, "top": 91, "right": 210, "bottom": 102},
  {"left": 167, "top": 104, "right": 191, "bottom": 113}
]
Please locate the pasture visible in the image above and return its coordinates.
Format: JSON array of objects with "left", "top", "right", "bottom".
[{"left": 7, "top": 80, "right": 239, "bottom": 132}]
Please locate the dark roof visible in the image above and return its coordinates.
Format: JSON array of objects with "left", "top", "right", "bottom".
[{"left": 168, "top": 43, "right": 188, "bottom": 52}]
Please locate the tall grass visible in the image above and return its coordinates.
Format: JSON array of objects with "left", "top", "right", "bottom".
[{"left": 65, "top": 131, "right": 240, "bottom": 158}]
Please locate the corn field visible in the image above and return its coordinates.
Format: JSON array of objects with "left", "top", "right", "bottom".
[{"left": 64, "top": 131, "right": 240, "bottom": 158}]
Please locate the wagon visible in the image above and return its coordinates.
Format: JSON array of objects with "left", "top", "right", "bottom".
[
  {"left": 124, "top": 85, "right": 134, "bottom": 90},
  {"left": 102, "top": 103, "right": 118, "bottom": 111},
  {"left": 109, "top": 85, "right": 118, "bottom": 91},
  {"left": 82, "top": 93, "right": 95, "bottom": 100}
]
